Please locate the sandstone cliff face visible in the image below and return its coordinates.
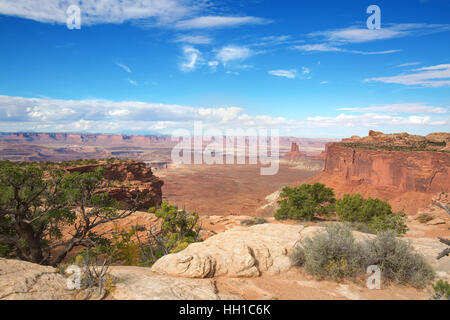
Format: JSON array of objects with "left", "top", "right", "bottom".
[
  {"left": 324, "top": 143, "right": 450, "bottom": 193},
  {"left": 66, "top": 161, "right": 163, "bottom": 210}
]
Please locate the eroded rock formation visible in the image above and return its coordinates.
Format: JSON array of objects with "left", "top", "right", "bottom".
[
  {"left": 324, "top": 131, "right": 450, "bottom": 193},
  {"left": 66, "top": 161, "right": 163, "bottom": 210}
]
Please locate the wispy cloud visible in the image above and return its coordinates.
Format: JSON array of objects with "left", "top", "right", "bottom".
[
  {"left": 174, "top": 35, "right": 212, "bottom": 45},
  {"left": 116, "top": 62, "right": 131, "bottom": 73},
  {"left": 0, "top": 1, "right": 271, "bottom": 33},
  {"left": 128, "top": 79, "right": 138, "bottom": 86},
  {"left": 251, "top": 35, "right": 296, "bottom": 47},
  {"left": 294, "top": 23, "right": 449, "bottom": 56},
  {"left": 215, "top": 46, "right": 252, "bottom": 65},
  {"left": 180, "top": 46, "right": 201, "bottom": 71},
  {"left": 308, "top": 23, "right": 450, "bottom": 44},
  {"left": 268, "top": 69, "right": 297, "bottom": 79},
  {"left": 293, "top": 44, "right": 400, "bottom": 55},
  {"left": 0, "top": 0, "right": 194, "bottom": 25},
  {"left": 174, "top": 16, "right": 270, "bottom": 29},
  {"left": 395, "top": 62, "right": 421, "bottom": 68},
  {"left": 293, "top": 44, "right": 343, "bottom": 52},
  {"left": 364, "top": 63, "right": 450, "bottom": 87},
  {"left": 339, "top": 103, "right": 449, "bottom": 114}
]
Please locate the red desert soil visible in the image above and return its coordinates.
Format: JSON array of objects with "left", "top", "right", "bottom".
[{"left": 155, "top": 162, "right": 323, "bottom": 216}]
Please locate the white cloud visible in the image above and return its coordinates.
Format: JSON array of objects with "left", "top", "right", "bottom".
[
  {"left": 364, "top": 63, "right": 450, "bottom": 87},
  {"left": 268, "top": 69, "right": 297, "bottom": 79},
  {"left": 294, "top": 23, "right": 450, "bottom": 56},
  {"left": 174, "top": 35, "right": 212, "bottom": 44},
  {"left": 128, "top": 79, "right": 138, "bottom": 86},
  {"left": 350, "top": 49, "right": 401, "bottom": 55},
  {"left": 308, "top": 24, "right": 450, "bottom": 44},
  {"left": 301, "top": 67, "right": 310, "bottom": 75},
  {"left": 174, "top": 16, "right": 270, "bottom": 29},
  {"left": 408, "top": 115, "right": 431, "bottom": 124},
  {"left": 395, "top": 62, "right": 421, "bottom": 68},
  {"left": 320, "top": 81, "right": 328, "bottom": 84},
  {"left": 116, "top": 62, "right": 131, "bottom": 73},
  {"left": 339, "top": 103, "right": 449, "bottom": 114},
  {"left": 0, "top": 95, "right": 447, "bottom": 135},
  {"left": 251, "top": 35, "right": 293, "bottom": 47},
  {"left": 294, "top": 44, "right": 343, "bottom": 52},
  {"left": 0, "top": 0, "right": 193, "bottom": 25},
  {"left": 304, "top": 112, "right": 447, "bottom": 127},
  {"left": 215, "top": 46, "right": 252, "bottom": 65},
  {"left": 180, "top": 46, "right": 200, "bottom": 71},
  {"left": 293, "top": 44, "right": 400, "bottom": 55}
]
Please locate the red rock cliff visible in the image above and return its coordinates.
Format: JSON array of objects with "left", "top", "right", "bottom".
[
  {"left": 66, "top": 161, "right": 163, "bottom": 210},
  {"left": 324, "top": 143, "right": 450, "bottom": 193}
]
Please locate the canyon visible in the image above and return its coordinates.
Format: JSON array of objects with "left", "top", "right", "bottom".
[
  {"left": 306, "top": 131, "right": 450, "bottom": 214},
  {"left": 0, "top": 132, "right": 332, "bottom": 163},
  {"left": 0, "top": 130, "right": 449, "bottom": 300}
]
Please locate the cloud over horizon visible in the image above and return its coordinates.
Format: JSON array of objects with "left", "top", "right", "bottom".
[{"left": 0, "top": 95, "right": 447, "bottom": 136}]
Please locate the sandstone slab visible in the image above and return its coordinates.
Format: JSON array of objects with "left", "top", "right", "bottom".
[
  {"left": 152, "top": 223, "right": 450, "bottom": 281},
  {"left": 110, "top": 266, "right": 239, "bottom": 300},
  {"left": 152, "top": 224, "right": 308, "bottom": 278},
  {"left": 0, "top": 258, "right": 73, "bottom": 300}
]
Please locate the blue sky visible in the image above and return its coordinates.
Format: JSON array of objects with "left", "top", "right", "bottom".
[{"left": 0, "top": 0, "right": 449, "bottom": 138}]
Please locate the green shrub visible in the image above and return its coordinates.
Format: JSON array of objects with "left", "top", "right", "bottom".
[
  {"left": 336, "top": 194, "right": 408, "bottom": 235},
  {"left": 291, "top": 224, "right": 434, "bottom": 287},
  {"left": 336, "top": 194, "right": 391, "bottom": 223},
  {"left": 431, "top": 280, "right": 450, "bottom": 300},
  {"left": 138, "top": 202, "right": 202, "bottom": 266},
  {"left": 291, "top": 224, "right": 364, "bottom": 280},
  {"left": 368, "top": 211, "right": 408, "bottom": 235},
  {"left": 275, "top": 183, "right": 335, "bottom": 221},
  {"left": 362, "top": 231, "right": 435, "bottom": 288}
]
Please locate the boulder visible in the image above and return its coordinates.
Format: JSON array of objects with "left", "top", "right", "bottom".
[
  {"left": 152, "top": 224, "right": 307, "bottom": 278},
  {"left": 0, "top": 258, "right": 73, "bottom": 300}
]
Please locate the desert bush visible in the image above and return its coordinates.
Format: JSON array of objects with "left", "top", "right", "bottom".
[
  {"left": 368, "top": 211, "right": 409, "bottom": 235},
  {"left": 240, "top": 217, "right": 267, "bottom": 226},
  {"left": 290, "top": 223, "right": 364, "bottom": 280},
  {"left": 347, "top": 221, "right": 374, "bottom": 234},
  {"left": 70, "top": 248, "right": 115, "bottom": 298},
  {"left": 291, "top": 224, "right": 434, "bottom": 287},
  {"left": 102, "top": 227, "right": 141, "bottom": 266},
  {"left": 362, "top": 231, "right": 435, "bottom": 288},
  {"left": 416, "top": 212, "right": 434, "bottom": 224},
  {"left": 336, "top": 194, "right": 391, "bottom": 223},
  {"left": 336, "top": 194, "right": 408, "bottom": 235},
  {"left": 431, "top": 280, "right": 450, "bottom": 300},
  {"left": 275, "top": 183, "right": 335, "bottom": 221},
  {"left": 138, "top": 202, "right": 202, "bottom": 266}
]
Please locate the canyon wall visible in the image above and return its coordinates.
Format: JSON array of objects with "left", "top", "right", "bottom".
[
  {"left": 323, "top": 143, "right": 450, "bottom": 193},
  {"left": 306, "top": 131, "right": 450, "bottom": 214}
]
